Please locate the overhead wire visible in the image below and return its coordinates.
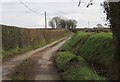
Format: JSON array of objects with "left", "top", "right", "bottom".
[{"left": 18, "top": 0, "right": 44, "bottom": 15}]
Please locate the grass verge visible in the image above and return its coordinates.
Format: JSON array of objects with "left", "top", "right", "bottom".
[{"left": 55, "top": 51, "right": 106, "bottom": 80}]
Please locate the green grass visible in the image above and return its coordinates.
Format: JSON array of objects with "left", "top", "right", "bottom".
[
  {"left": 56, "top": 51, "right": 87, "bottom": 71},
  {"left": 59, "top": 32, "right": 91, "bottom": 51},
  {"left": 63, "top": 67, "right": 106, "bottom": 80},
  {"left": 2, "top": 45, "right": 32, "bottom": 59},
  {"left": 35, "top": 38, "right": 47, "bottom": 48},
  {"left": 56, "top": 51, "right": 75, "bottom": 71},
  {"left": 56, "top": 51, "right": 105, "bottom": 80},
  {"left": 56, "top": 31, "right": 114, "bottom": 80},
  {"left": 60, "top": 32, "right": 114, "bottom": 70},
  {"left": 77, "top": 32, "right": 114, "bottom": 68}
]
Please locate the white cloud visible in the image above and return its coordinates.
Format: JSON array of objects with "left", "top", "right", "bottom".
[{"left": 0, "top": 0, "right": 106, "bottom": 28}]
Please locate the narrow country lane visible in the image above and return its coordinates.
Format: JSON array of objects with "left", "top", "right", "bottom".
[
  {"left": 26, "top": 37, "right": 71, "bottom": 80},
  {"left": 2, "top": 37, "right": 71, "bottom": 80}
]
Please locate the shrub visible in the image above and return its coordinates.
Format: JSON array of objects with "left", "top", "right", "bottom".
[{"left": 56, "top": 51, "right": 75, "bottom": 71}]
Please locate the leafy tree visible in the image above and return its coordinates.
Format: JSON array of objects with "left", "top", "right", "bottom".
[
  {"left": 52, "top": 17, "right": 61, "bottom": 28},
  {"left": 65, "top": 19, "right": 77, "bottom": 29},
  {"left": 49, "top": 19, "right": 55, "bottom": 28},
  {"left": 70, "top": 19, "right": 77, "bottom": 29},
  {"left": 48, "top": 17, "right": 61, "bottom": 28},
  {"left": 59, "top": 19, "right": 67, "bottom": 28},
  {"left": 49, "top": 17, "right": 77, "bottom": 29}
]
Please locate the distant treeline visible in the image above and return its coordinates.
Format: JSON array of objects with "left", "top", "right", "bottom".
[
  {"left": 69, "top": 27, "right": 111, "bottom": 33},
  {"left": 1, "top": 25, "right": 69, "bottom": 52}
]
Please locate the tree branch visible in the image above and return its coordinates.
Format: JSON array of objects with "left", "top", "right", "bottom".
[{"left": 78, "top": 0, "right": 81, "bottom": 7}]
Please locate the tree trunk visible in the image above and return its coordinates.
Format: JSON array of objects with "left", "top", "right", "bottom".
[
  {"left": 109, "top": 2, "right": 120, "bottom": 80},
  {"left": 111, "top": 31, "right": 120, "bottom": 80}
]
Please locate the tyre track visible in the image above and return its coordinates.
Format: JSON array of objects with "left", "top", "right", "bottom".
[{"left": 2, "top": 37, "right": 70, "bottom": 80}]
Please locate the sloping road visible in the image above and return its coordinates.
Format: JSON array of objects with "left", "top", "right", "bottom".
[
  {"left": 26, "top": 37, "right": 71, "bottom": 80},
  {"left": 2, "top": 36, "right": 71, "bottom": 80}
]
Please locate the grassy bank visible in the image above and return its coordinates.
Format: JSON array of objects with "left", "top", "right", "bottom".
[
  {"left": 56, "top": 51, "right": 106, "bottom": 80},
  {"left": 56, "top": 31, "right": 114, "bottom": 80}
]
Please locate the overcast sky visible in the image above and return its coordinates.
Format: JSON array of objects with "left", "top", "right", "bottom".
[{"left": 0, "top": 0, "right": 107, "bottom": 28}]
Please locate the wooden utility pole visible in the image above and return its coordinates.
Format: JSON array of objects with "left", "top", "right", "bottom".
[
  {"left": 88, "top": 21, "right": 90, "bottom": 28},
  {"left": 45, "top": 11, "right": 47, "bottom": 28}
]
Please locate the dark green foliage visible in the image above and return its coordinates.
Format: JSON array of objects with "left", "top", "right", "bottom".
[{"left": 2, "top": 27, "right": 20, "bottom": 50}]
